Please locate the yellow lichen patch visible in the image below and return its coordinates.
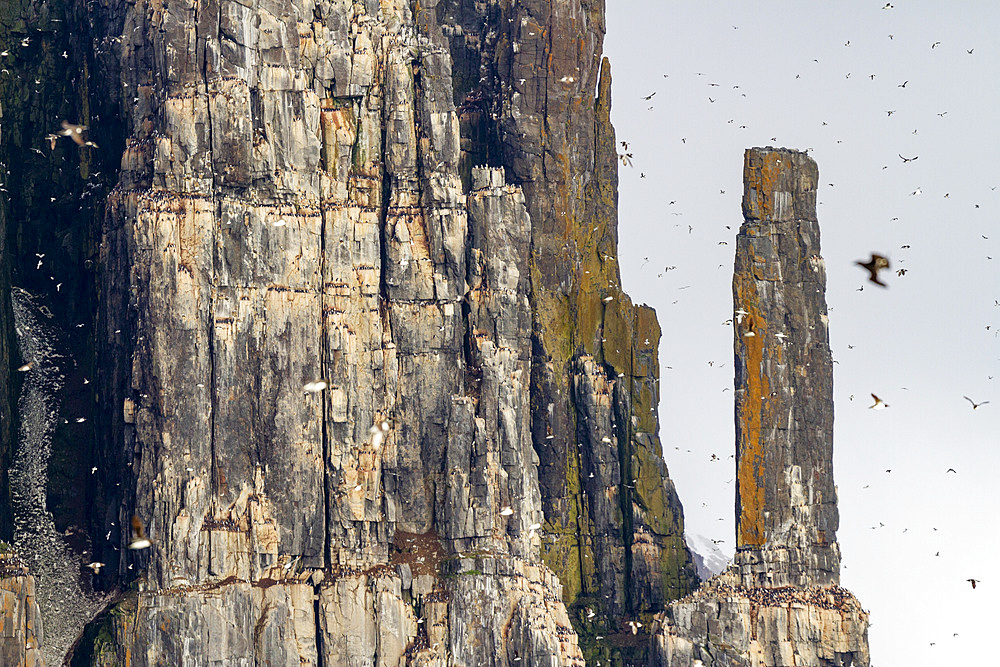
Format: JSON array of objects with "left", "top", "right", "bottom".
[
  {"left": 601, "top": 296, "right": 632, "bottom": 372},
  {"left": 633, "top": 381, "right": 657, "bottom": 434},
  {"left": 575, "top": 290, "right": 604, "bottom": 358},
  {"left": 734, "top": 275, "right": 768, "bottom": 547},
  {"left": 632, "top": 305, "right": 660, "bottom": 378},
  {"left": 743, "top": 149, "right": 784, "bottom": 221}
]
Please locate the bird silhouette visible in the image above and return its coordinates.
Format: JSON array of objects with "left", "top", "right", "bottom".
[
  {"left": 869, "top": 394, "right": 889, "bottom": 410},
  {"left": 856, "top": 254, "right": 891, "bottom": 287},
  {"left": 967, "top": 578, "right": 979, "bottom": 589},
  {"left": 963, "top": 396, "right": 989, "bottom": 410}
]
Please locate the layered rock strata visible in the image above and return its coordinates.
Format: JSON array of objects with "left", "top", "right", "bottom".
[
  {"left": 0, "top": 554, "right": 43, "bottom": 667},
  {"left": 0, "top": 0, "right": 873, "bottom": 661},
  {"left": 732, "top": 148, "right": 840, "bottom": 588},
  {"left": 67, "top": 0, "right": 691, "bottom": 661},
  {"left": 439, "top": 5, "right": 699, "bottom": 652},
  {"left": 655, "top": 579, "right": 869, "bottom": 666},
  {"left": 652, "top": 148, "right": 869, "bottom": 666}
]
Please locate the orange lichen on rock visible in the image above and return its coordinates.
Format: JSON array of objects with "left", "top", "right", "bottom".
[{"left": 734, "top": 274, "right": 768, "bottom": 548}]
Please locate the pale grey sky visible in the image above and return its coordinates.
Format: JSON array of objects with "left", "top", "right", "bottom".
[{"left": 605, "top": 2, "right": 999, "bottom": 663}]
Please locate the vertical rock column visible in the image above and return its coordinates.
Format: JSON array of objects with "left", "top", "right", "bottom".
[
  {"left": 732, "top": 147, "right": 840, "bottom": 587},
  {"left": 651, "top": 148, "right": 869, "bottom": 666}
]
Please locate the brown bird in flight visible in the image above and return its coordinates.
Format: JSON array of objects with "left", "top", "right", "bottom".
[
  {"left": 55, "top": 120, "right": 98, "bottom": 149},
  {"left": 856, "top": 253, "right": 891, "bottom": 287},
  {"left": 967, "top": 578, "right": 979, "bottom": 589}
]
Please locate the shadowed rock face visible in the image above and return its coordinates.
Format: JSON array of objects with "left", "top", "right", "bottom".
[{"left": 652, "top": 149, "right": 869, "bottom": 666}]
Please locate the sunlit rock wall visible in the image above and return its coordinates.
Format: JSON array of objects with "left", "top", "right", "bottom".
[{"left": 67, "top": 0, "right": 695, "bottom": 663}]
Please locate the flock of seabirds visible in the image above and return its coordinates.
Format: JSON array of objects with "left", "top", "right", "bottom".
[
  {"left": 609, "top": 10, "right": 994, "bottom": 622},
  {"left": 34, "top": 126, "right": 987, "bottom": 593},
  {"left": 6, "top": 9, "right": 991, "bottom": 662}
]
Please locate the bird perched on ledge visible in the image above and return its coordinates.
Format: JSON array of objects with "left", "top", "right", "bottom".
[{"left": 856, "top": 253, "right": 891, "bottom": 287}]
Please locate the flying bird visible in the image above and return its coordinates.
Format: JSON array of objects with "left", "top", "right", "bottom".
[
  {"left": 856, "top": 253, "right": 891, "bottom": 287},
  {"left": 898, "top": 154, "right": 918, "bottom": 163},
  {"left": 963, "top": 396, "right": 989, "bottom": 410},
  {"left": 58, "top": 120, "right": 98, "bottom": 148},
  {"left": 642, "top": 92, "right": 656, "bottom": 100},
  {"left": 967, "top": 578, "right": 978, "bottom": 589},
  {"left": 129, "top": 516, "right": 152, "bottom": 550},
  {"left": 869, "top": 394, "right": 889, "bottom": 410}
]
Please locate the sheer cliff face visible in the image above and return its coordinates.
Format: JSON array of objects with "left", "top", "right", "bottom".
[
  {"left": 0, "top": 0, "right": 872, "bottom": 663},
  {"left": 72, "top": 0, "right": 692, "bottom": 663},
  {"left": 652, "top": 149, "right": 869, "bottom": 666}
]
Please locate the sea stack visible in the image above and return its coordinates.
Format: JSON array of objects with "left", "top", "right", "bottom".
[
  {"left": 653, "top": 149, "right": 870, "bottom": 665},
  {"left": 733, "top": 147, "right": 840, "bottom": 588}
]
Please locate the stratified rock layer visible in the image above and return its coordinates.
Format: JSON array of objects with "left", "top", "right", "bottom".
[
  {"left": 655, "top": 578, "right": 869, "bottom": 666},
  {"left": 0, "top": 0, "right": 867, "bottom": 659},
  {"left": 0, "top": 555, "right": 43, "bottom": 667},
  {"left": 652, "top": 148, "right": 869, "bottom": 666},
  {"left": 73, "top": 0, "right": 690, "bottom": 661}
]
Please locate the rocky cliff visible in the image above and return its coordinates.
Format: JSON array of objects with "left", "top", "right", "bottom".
[
  {"left": 651, "top": 148, "right": 870, "bottom": 666},
  {"left": 0, "top": 0, "right": 868, "bottom": 664}
]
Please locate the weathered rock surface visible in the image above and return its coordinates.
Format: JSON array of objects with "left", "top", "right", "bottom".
[
  {"left": 732, "top": 148, "right": 840, "bottom": 589},
  {"left": 0, "top": 218, "right": 11, "bottom": 542},
  {"left": 652, "top": 148, "right": 869, "bottom": 666},
  {"left": 0, "top": 556, "right": 43, "bottom": 667},
  {"left": 0, "top": 0, "right": 870, "bottom": 659},
  {"left": 654, "top": 578, "right": 869, "bottom": 666},
  {"left": 76, "top": 0, "right": 675, "bottom": 658}
]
